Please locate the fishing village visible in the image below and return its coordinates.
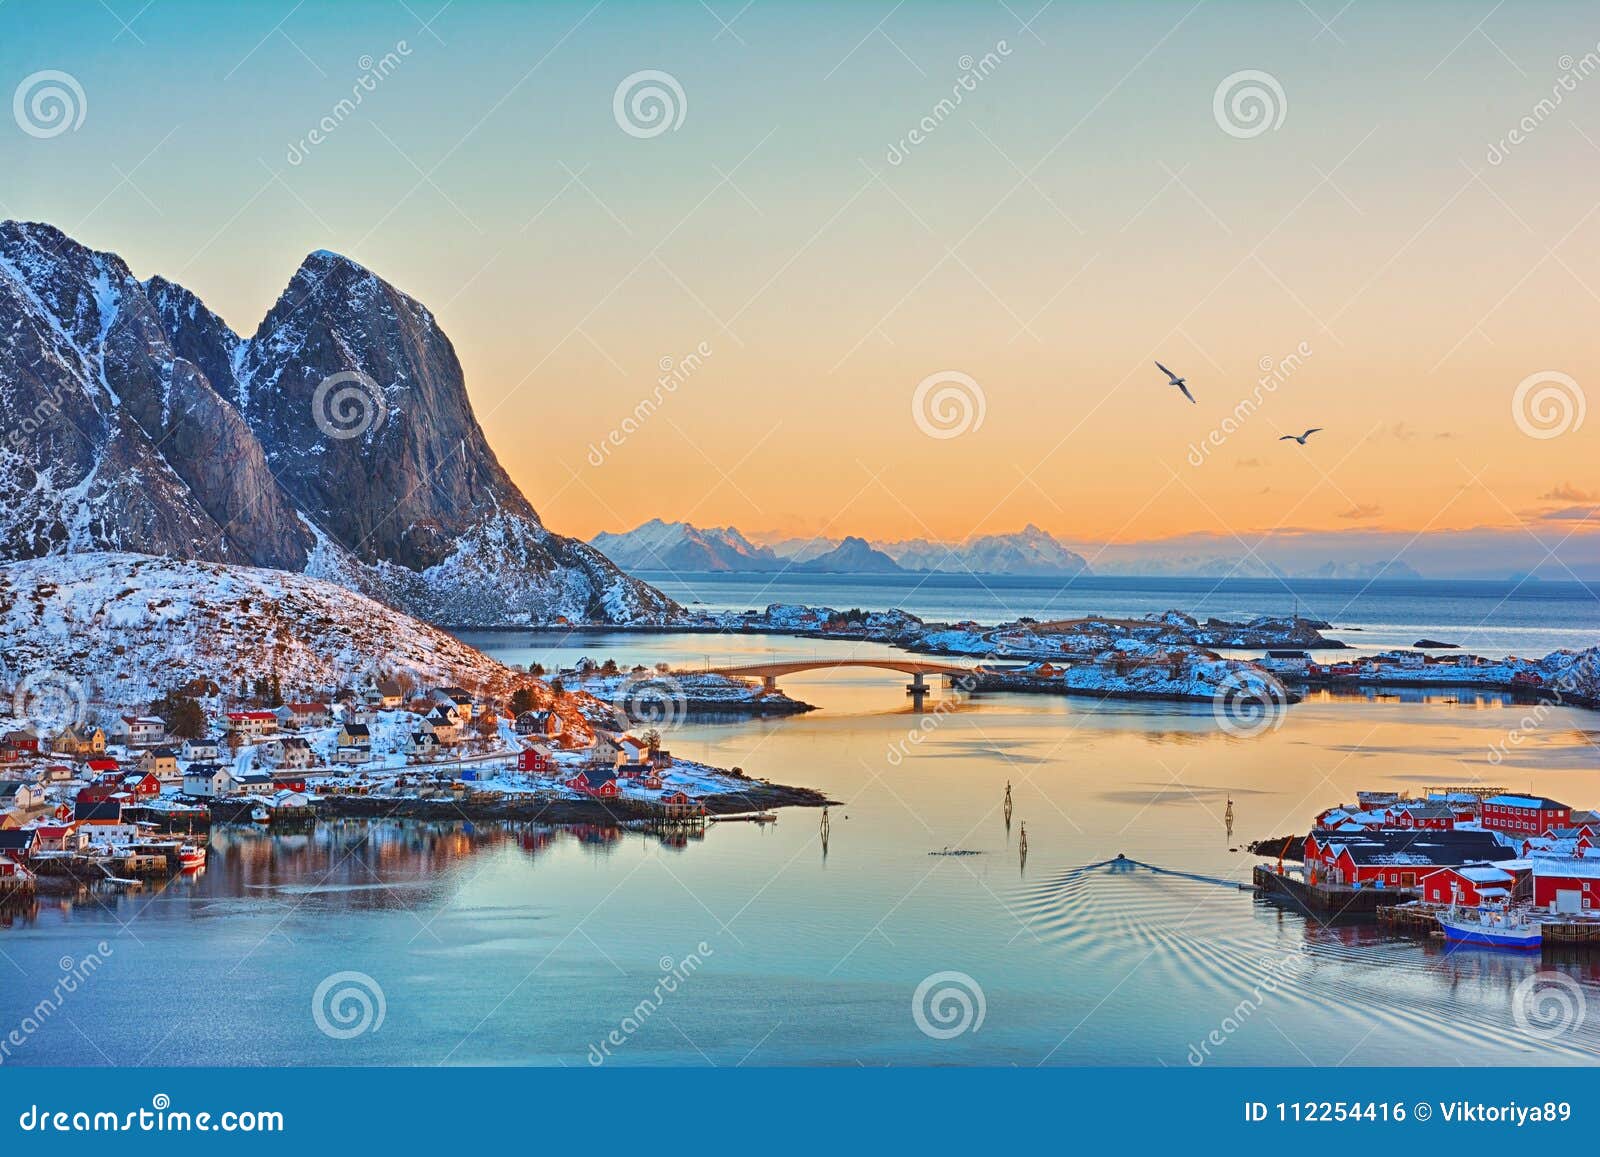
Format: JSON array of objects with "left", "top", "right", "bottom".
[
  {"left": 0, "top": 665, "right": 827, "bottom": 912},
  {"left": 1253, "top": 789, "right": 1600, "bottom": 952}
]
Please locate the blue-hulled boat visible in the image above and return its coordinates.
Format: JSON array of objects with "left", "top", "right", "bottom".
[{"left": 1438, "top": 908, "right": 1542, "bottom": 951}]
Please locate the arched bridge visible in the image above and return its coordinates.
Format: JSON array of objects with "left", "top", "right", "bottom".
[{"left": 696, "top": 658, "right": 979, "bottom": 695}]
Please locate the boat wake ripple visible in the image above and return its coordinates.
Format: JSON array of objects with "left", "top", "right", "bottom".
[{"left": 1011, "top": 859, "right": 1600, "bottom": 1062}]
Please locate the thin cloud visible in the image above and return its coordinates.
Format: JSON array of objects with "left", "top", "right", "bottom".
[
  {"left": 1540, "top": 484, "right": 1597, "bottom": 503},
  {"left": 1337, "top": 504, "right": 1383, "bottom": 521},
  {"left": 1235, "top": 457, "right": 1263, "bottom": 468},
  {"left": 1539, "top": 505, "right": 1600, "bottom": 523}
]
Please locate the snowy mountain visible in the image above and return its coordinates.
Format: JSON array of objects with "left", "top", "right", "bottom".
[
  {"left": 884, "top": 524, "right": 1092, "bottom": 576},
  {"left": 590, "top": 519, "right": 783, "bottom": 573},
  {"left": 795, "top": 536, "right": 904, "bottom": 574},
  {"left": 0, "top": 221, "right": 676, "bottom": 626}
]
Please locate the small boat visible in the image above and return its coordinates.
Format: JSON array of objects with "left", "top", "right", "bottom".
[
  {"left": 1438, "top": 907, "right": 1542, "bottom": 951},
  {"left": 250, "top": 805, "right": 270, "bottom": 823},
  {"left": 177, "top": 844, "right": 205, "bottom": 869}
]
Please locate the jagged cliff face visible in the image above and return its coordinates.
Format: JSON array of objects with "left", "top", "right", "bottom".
[
  {"left": 0, "top": 221, "right": 677, "bottom": 625},
  {"left": 238, "top": 251, "right": 536, "bottom": 572}
]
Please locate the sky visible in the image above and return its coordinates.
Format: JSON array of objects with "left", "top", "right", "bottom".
[{"left": 4, "top": 0, "right": 1599, "bottom": 577}]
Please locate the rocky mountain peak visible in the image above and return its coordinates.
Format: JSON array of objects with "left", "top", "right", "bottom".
[{"left": 0, "top": 221, "right": 677, "bottom": 625}]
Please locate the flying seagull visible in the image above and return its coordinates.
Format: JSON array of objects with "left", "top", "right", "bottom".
[
  {"left": 1155, "top": 361, "right": 1195, "bottom": 404},
  {"left": 1279, "top": 428, "right": 1324, "bottom": 445}
]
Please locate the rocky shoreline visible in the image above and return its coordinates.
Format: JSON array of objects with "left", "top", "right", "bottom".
[{"left": 314, "top": 780, "right": 835, "bottom": 825}]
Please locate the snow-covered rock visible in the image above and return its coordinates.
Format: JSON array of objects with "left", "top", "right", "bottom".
[{"left": 0, "top": 221, "right": 676, "bottom": 627}]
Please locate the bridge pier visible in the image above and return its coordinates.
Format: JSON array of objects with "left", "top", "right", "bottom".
[
  {"left": 761, "top": 674, "right": 778, "bottom": 694},
  {"left": 905, "top": 672, "right": 928, "bottom": 695}
]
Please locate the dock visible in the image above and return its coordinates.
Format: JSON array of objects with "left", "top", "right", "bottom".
[
  {"left": 1253, "top": 864, "right": 1418, "bottom": 915},
  {"left": 1378, "top": 901, "right": 1600, "bottom": 951}
]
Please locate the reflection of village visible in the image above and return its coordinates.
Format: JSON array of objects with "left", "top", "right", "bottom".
[{"left": 0, "top": 815, "right": 703, "bottom": 929}]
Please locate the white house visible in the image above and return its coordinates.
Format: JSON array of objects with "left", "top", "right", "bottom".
[
  {"left": 1258, "top": 650, "right": 1310, "bottom": 677},
  {"left": 225, "top": 710, "right": 279, "bottom": 738},
  {"left": 261, "top": 736, "right": 315, "bottom": 770},
  {"left": 0, "top": 782, "right": 46, "bottom": 811},
  {"left": 181, "top": 736, "right": 221, "bottom": 763},
  {"left": 402, "top": 731, "right": 441, "bottom": 760},
  {"left": 116, "top": 715, "right": 167, "bottom": 748},
  {"left": 182, "top": 764, "right": 231, "bottom": 798},
  {"left": 231, "top": 772, "right": 276, "bottom": 796},
  {"left": 276, "top": 702, "right": 332, "bottom": 729}
]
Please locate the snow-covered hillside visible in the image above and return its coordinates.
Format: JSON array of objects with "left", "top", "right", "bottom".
[{"left": 0, "top": 552, "right": 525, "bottom": 707}]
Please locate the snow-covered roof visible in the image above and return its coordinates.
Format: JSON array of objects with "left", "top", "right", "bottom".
[
  {"left": 1532, "top": 857, "right": 1600, "bottom": 880},
  {"left": 1486, "top": 794, "right": 1569, "bottom": 810},
  {"left": 1455, "top": 865, "right": 1515, "bottom": 883}
]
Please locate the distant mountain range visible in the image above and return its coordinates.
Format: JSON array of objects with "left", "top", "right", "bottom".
[
  {"left": 589, "top": 519, "right": 783, "bottom": 572},
  {"left": 883, "top": 524, "right": 1092, "bottom": 576},
  {"left": 794, "top": 536, "right": 903, "bottom": 574},
  {"left": 592, "top": 519, "right": 1431, "bottom": 581},
  {"left": 592, "top": 521, "right": 1093, "bottom": 576}
]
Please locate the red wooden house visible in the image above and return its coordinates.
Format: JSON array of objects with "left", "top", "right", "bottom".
[
  {"left": 1419, "top": 864, "right": 1515, "bottom": 905},
  {"left": 1480, "top": 794, "right": 1570, "bottom": 836},
  {"left": 1388, "top": 803, "right": 1455, "bottom": 831},
  {"left": 272, "top": 773, "right": 308, "bottom": 793},
  {"left": 2, "top": 729, "right": 40, "bottom": 754},
  {"left": 116, "top": 772, "right": 161, "bottom": 799},
  {"left": 565, "top": 768, "right": 620, "bottom": 799},
  {"left": 1531, "top": 856, "right": 1600, "bottom": 913},
  {"left": 659, "top": 789, "right": 703, "bottom": 814},
  {"left": 518, "top": 746, "right": 554, "bottom": 774}
]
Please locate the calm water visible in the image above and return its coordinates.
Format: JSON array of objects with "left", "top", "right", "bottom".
[
  {"left": 4, "top": 629, "right": 1600, "bottom": 1067},
  {"left": 638, "top": 571, "right": 1600, "bottom": 659}
]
